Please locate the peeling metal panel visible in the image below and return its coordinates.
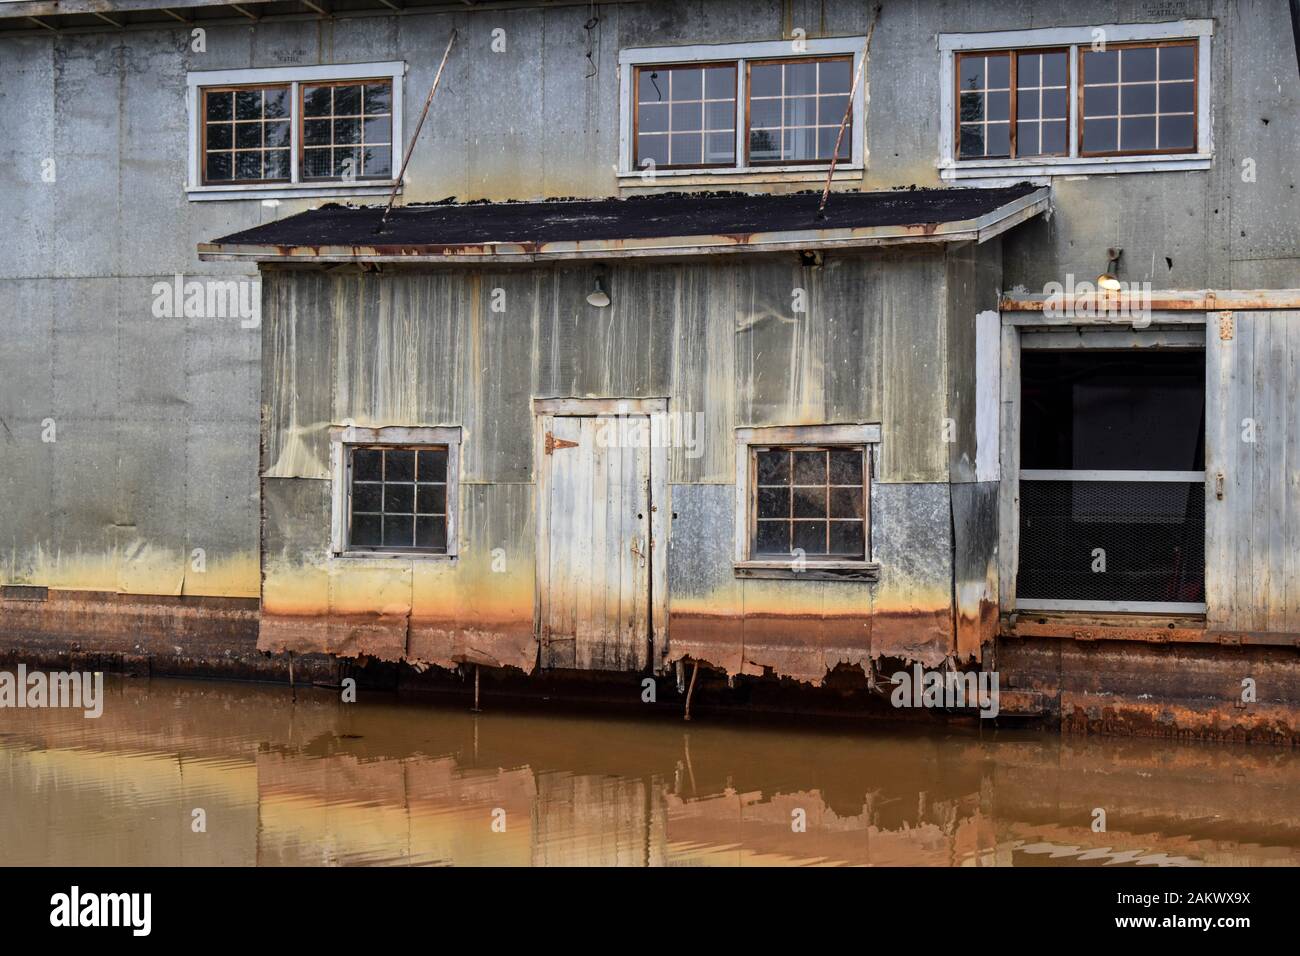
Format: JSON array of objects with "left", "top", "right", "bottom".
[
  {"left": 951, "top": 481, "right": 998, "bottom": 662},
  {"left": 870, "top": 482, "right": 953, "bottom": 666}
]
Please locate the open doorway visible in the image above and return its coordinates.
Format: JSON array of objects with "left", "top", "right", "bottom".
[{"left": 1017, "top": 349, "right": 1206, "bottom": 613}]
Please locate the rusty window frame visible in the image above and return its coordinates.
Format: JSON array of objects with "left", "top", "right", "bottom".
[
  {"left": 744, "top": 54, "right": 855, "bottom": 166},
  {"left": 955, "top": 48, "right": 1070, "bottom": 161},
  {"left": 345, "top": 444, "right": 450, "bottom": 554},
  {"left": 632, "top": 61, "right": 739, "bottom": 171},
  {"left": 299, "top": 78, "right": 395, "bottom": 182},
  {"left": 329, "top": 425, "right": 461, "bottom": 559},
  {"left": 1078, "top": 40, "right": 1198, "bottom": 158},
  {"left": 200, "top": 84, "right": 292, "bottom": 186},
  {"left": 748, "top": 444, "right": 870, "bottom": 561}
]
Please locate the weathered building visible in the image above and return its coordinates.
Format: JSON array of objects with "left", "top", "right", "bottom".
[{"left": 1, "top": 0, "right": 1298, "bottom": 741}]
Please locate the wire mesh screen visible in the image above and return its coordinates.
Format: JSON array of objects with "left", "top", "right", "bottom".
[{"left": 1017, "top": 479, "right": 1205, "bottom": 604}]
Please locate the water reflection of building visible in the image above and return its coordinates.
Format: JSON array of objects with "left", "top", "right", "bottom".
[{"left": 0, "top": 680, "right": 1297, "bottom": 867}]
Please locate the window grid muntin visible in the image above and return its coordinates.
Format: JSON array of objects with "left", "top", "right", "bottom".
[
  {"left": 347, "top": 444, "right": 448, "bottom": 553},
  {"left": 1014, "top": 49, "right": 1069, "bottom": 157},
  {"left": 956, "top": 52, "right": 1012, "bottom": 159},
  {"left": 202, "top": 84, "right": 292, "bottom": 185},
  {"left": 752, "top": 445, "right": 866, "bottom": 560},
  {"left": 301, "top": 79, "right": 394, "bottom": 181},
  {"left": 633, "top": 62, "right": 738, "bottom": 170},
  {"left": 1080, "top": 40, "right": 1197, "bottom": 156},
  {"left": 746, "top": 55, "right": 854, "bottom": 165}
]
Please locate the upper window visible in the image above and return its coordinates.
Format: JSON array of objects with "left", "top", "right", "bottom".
[
  {"left": 940, "top": 21, "right": 1211, "bottom": 178},
  {"left": 1079, "top": 42, "right": 1196, "bottom": 155},
  {"left": 734, "top": 424, "right": 880, "bottom": 579},
  {"left": 187, "top": 62, "right": 404, "bottom": 200},
  {"left": 621, "top": 39, "right": 865, "bottom": 176}
]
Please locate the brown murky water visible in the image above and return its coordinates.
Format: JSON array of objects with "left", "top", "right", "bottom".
[{"left": 0, "top": 676, "right": 1297, "bottom": 866}]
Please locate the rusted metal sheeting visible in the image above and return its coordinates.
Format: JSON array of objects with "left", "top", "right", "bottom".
[{"left": 258, "top": 247, "right": 972, "bottom": 682}]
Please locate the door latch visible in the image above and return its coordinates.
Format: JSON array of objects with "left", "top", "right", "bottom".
[{"left": 1215, "top": 472, "right": 1225, "bottom": 500}]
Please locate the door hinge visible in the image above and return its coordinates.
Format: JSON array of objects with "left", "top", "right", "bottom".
[
  {"left": 544, "top": 431, "right": 579, "bottom": 455},
  {"left": 1218, "top": 311, "right": 1234, "bottom": 340}
]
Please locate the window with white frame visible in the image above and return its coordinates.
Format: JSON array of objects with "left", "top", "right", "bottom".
[
  {"left": 330, "top": 426, "right": 460, "bottom": 558},
  {"left": 187, "top": 62, "right": 404, "bottom": 200},
  {"left": 939, "top": 21, "right": 1211, "bottom": 179},
  {"left": 620, "top": 38, "right": 866, "bottom": 176},
  {"left": 734, "top": 424, "right": 880, "bottom": 578}
]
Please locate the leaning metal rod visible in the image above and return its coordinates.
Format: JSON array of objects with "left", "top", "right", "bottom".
[
  {"left": 381, "top": 29, "right": 457, "bottom": 228},
  {"left": 683, "top": 660, "right": 700, "bottom": 722},
  {"left": 817, "top": 5, "right": 881, "bottom": 219}
]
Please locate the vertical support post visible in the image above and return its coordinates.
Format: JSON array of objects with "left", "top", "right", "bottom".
[
  {"left": 683, "top": 660, "right": 699, "bottom": 722},
  {"left": 472, "top": 664, "right": 482, "bottom": 713}
]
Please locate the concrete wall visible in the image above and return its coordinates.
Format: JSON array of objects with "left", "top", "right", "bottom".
[{"left": 0, "top": 0, "right": 1294, "bottom": 654}]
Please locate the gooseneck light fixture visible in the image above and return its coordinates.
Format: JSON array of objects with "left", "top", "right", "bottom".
[
  {"left": 586, "top": 266, "right": 611, "bottom": 308},
  {"left": 1097, "top": 247, "right": 1124, "bottom": 292}
]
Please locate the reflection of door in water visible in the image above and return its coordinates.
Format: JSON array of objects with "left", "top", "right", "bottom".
[{"left": 538, "top": 414, "right": 650, "bottom": 671}]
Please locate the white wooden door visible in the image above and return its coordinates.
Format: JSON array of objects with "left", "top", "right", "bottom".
[
  {"left": 1205, "top": 310, "right": 1300, "bottom": 633},
  {"left": 538, "top": 414, "right": 651, "bottom": 671}
]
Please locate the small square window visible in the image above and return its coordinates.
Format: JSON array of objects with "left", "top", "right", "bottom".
[
  {"left": 331, "top": 426, "right": 460, "bottom": 558},
  {"left": 735, "top": 425, "right": 878, "bottom": 577}
]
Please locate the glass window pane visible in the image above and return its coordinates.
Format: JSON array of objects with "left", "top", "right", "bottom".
[
  {"left": 1040, "top": 120, "right": 1067, "bottom": 155},
  {"left": 829, "top": 487, "right": 863, "bottom": 519},
  {"left": 705, "top": 132, "right": 735, "bottom": 164},
  {"left": 670, "top": 102, "right": 703, "bottom": 132},
  {"left": 364, "top": 82, "right": 392, "bottom": 113},
  {"left": 793, "top": 520, "right": 827, "bottom": 555},
  {"left": 757, "top": 487, "right": 788, "bottom": 519},
  {"left": 669, "top": 133, "right": 702, "bottom": 165},
  {"left": 235, "top": 89, "right": 263, "bottom": 120},
  {"left": 302, "top": 148, "right": 332, "bottom": 178},
  {"left": 383, "top": 515, "right": 414, "bottom": 548},
  {"left": 303, "top": 119, "right": 330, "bottom": 147},
  {"left": 351, "top": 514, "right": 382, "bottom": 546},
  {"left": 334, "top": 117, "right": 361, "bottom": 145},
  {"left": 1122, "top": 46, "right": 1157, "bottom": 82},
  {"left": 303, "top": 86, "right": 332, "bottom": 116},
  {"left": 749, "top": 63, "right": 782, "bottom": 97},
  {"left": 1041, "top": 88, "right": 1068, "bottom": 121},
  {"left": 639, "top": 102, "right": 669, "bottom": 133},
  {"left": 829, "top": 521, "right": 864, "bottom": 556},
  {"left": 1160, "top": 81, "right": 1194, "bottom": 114},
  {"left": 792, "top": 487, "right": 826, "bottom": 518},
  {"left": 785, "top": 60, "right": 817, "bottom": 95},
  {"left": 417, "top": 484, "right": 446, "bottom": 515},
  {"left": 1120, "top": 115, "right": 1156, "bottom": 151},
  {"left": 1158, "top": 113, "right": 1195, "bottom": 150},
  {"left": 1121, "top": 83, "right": 1157, "bottom": 115},
  {"left": 334, "top": 84, "right": 362, "bottom": 115},
  {"left": 234, "top": 151, "right": 262, "bottom": 179},
  {"left": 1159, "top": 44, "right": 1195, "bottom": 81},
  {"left": 384, "top": 484, "right": 414, "bottom": 514},
  {"left": 757, "top": 449, "right": 789, "bottom": 484},
  {"left": 1017, "top": 53, "right": 1041, "bottom": 88},
  {"left": 1041, "top": 51, "right": 1068, "bottom": 87},
  {"left": 959, "top": 92, "right": 983, "bottom": 123},
  {"left": 755, "top": 521, "right": 789, "bottom": 554},
  {"left": 986, "top": 91, "right": 1010, "bottom": 122},
  {"left": 264, "top": 88, "right": 289, "bottom": 119},
  {"left": 749, "top": 128, "right": 780, "bottom": 161},
  {"left": 206, "top": 91, "right": 233, "bottom": 122},
  {"left": 819, "top": 58, "right": 851, "bottom": 92},
  {"left": 417, "top": 448, "right": 447, "bottom": 482},
  {"left": 986, "top": 121, "right": 1010, "bottom": 156},
  {"left": 354, "top": 448, "right": 383, "bottom": 481},
  {"left": 783, "top": 95, "right": 816, "bottom": 126},
  {"left": 670, "top": 67, "right": 702, "bottom": 100},
  {"left": 828, "top": 450, "right": 860, "bottom": 484},
  {"left": 264, "top": 149, "right": 290, "bottom": 180},
  {"left": 750, "top": 97, "right": 782, "bottom": 128},
  {"left": 638, "top": 134, "right": 668, "bottom": 167},
  {"left": 207, "top": 123, "right": 232, "bottom": 150},
  {"left": 704, "top": 101, "right": 733, "bottom": 130},
  {"left": 704, "top": 65, "right": 735, "bottom": 99},
  {"left": 265, "top": 120, "right": 291, "bottom": 148},
  {"left": 363, "top": 116, "right": 391, "bottom": 145},
  {"left": 1083, "top": 85, "right": 1119, "bottom": 117},
  {"left": 958, "top": 56, "right": 984, "bottom": 90},
  {"left": 1083, "top": 117, "right": 1118, "bottom": 152},
  {"left": 236, "top": 122, "right": 262, "bottom": 149},
  {"left": 415, "top": 517, "right": 447, "bottom": 551},
  {"left": 1084, "top": 49, "right": 1119, "bottom": 84},
  {"left": 792, "top": 451, "right": 826, "bottom": 485},
  {"left": 986, "top": 53, "right": 1010, "bottom": 88},
  {"left": 353, "top": 482, "right": 382, "bottom": 513},
  {"left": 205, "top": 151, "right": 232, "bottom": 181},
  {"left": 638, "top": 69, "right": 667, "bottom": 102},
  {"left": 385, "top": 449, "right": 415, "bottom": 482},
  {"left": 958, "top": 124, "right": 983, "bottom": 158}
]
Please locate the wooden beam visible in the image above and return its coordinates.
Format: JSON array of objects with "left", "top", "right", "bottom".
[
  {"left": 92, "top": 11, "right": 124, "bottom": 27},
  {"left": 229, "top": 3, "right": 260, "bottom": 19},
  {"left": 161, "top": 8, "right": 192, "bottom": 22},
  {"left": 300, "top": 0, "right": 330, "bottom": 15},
  {"left": 26, "top": 16, "right": 57, "bottom": 31}
]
